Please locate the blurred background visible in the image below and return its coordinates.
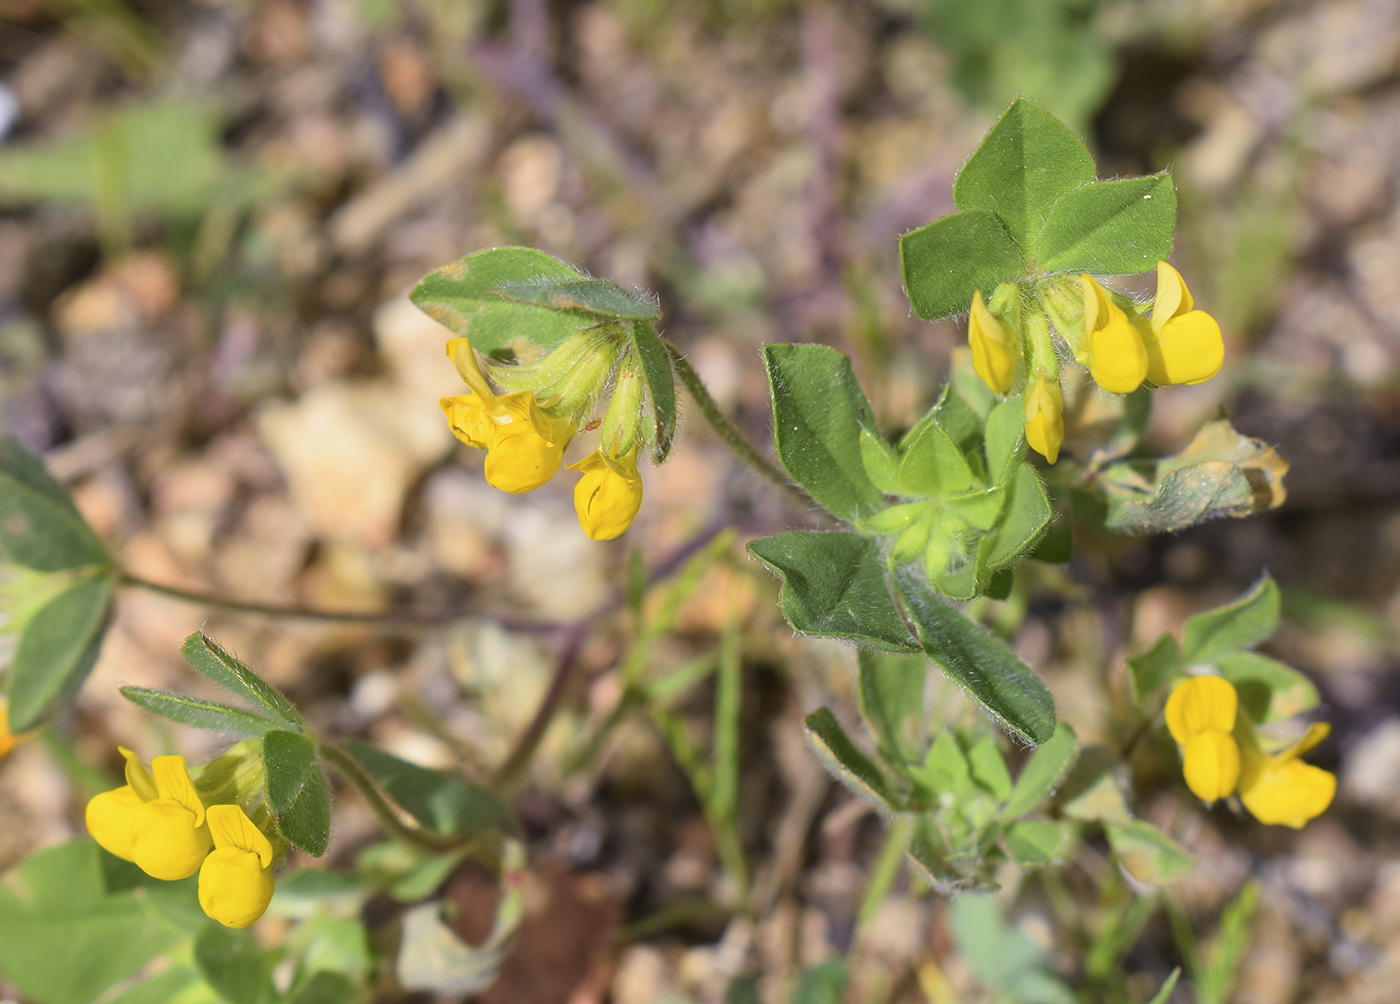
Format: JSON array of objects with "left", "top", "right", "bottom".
[{"left": 1, "top": 0, "right": 1400, "bottom": 1001}]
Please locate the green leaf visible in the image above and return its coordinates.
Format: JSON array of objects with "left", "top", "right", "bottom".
[
  {"left": 1196, "top": 880, "right": 1259, "bottom": 1004},
  {"left": 8, "top": 573, "right": 114, "bottom": 731},
  {"left": 1037, "top": 174, "right": 1177, "bottom": 274},
  {"left": 748, "top": 531, "right": 917, "bottom": 652},
  {"left": 803, "top": 707, "right": 902, "bottom": 809},
  {"left": 946, "top": 487, "right": 1005, "bottom": 531},
  {"left": 1105, "top": 821, "right": 1194, "bottom": 884},
  {"left": 980, "top": 463, "right": 1051, "bottom": 569},
  {"left": 1128, "top": 634, "right": 1182, "bottom": 703},
  {"left": 632, "top": 321, "right": 677, "bottom": 463},
  {"left": 1215, "top": 652, "right": 1318, "bottom": 722},
  {"left": 892, "top": 567, "right": 1055, "bottom": 744},
  {"left": 290, "top": 972, "right": 358, "bottom": 1004},
  {"left": 913, "top": 730, "right": 972, "bottom": 798},
  {"left": 409, "top": 247, "right": 600, "bottom": 356},
  {"left": 104, "top": 968, "right": 200, "bottom": 1004},
  {"left": 908, "top": 818, "right": 996, "bottom": 893},
  {"left": 0, "top": 841, "right": 188, "bottom": 1004},
  {"left": 499, "top": 277, "right": 659, "bottom": 320},
  {"left": 194, "top": 924, "right": 273, "bottom": 1004},
  {"left": 0, "top": 436, "right": 109, "bottom": 571},
  {"left": 1004, "top": 820, "right": 1066, "bottom": 864},
  {"left": 348, "top": 741, "right": 516, "bottom": 836},
  {"left": 1004, "top": 723, "right": 1078, "bottom": 817},
  {"left": 967, "top": 734, "right": 1013, "bottom": 801},
  {"left": 900, "top": 421, "right": 975, "bottom": 497},
  {"left": 182, "top": 633, "right": 306, "bottom": 731},
  {"left": 1181, "top": 575, "right": 1280, "bottom": 665},
  {"left": 764, "top": 344, "right": 885, "bottom": 520},
  {"left": 792, "top": 959, "right": 847, "bottom": 1004},
  {"left": 900, "top": 209, "right": 1022, "bottom": 321},
  {"left": 859, "top": 428, "right": 904, "bottom": 495},
  {"left": 263, "top": 731, "right": 331, "bottom": 857},
  {"left": 952, "top": 98, "right": 1096, "bottom": 258},
  {"left": 119, "top": 687, "right": 280, "bottom": 736},
  {"left": 984, "top": 394, "right": 1025, "bottom": 480},
  {"left": 1146, "top": 969, "right": 1181, "bottom": 1004},
  {"left": 931, "top": 383, "right": 987, "bottom": 455},
  {"left": 1059, "top": 749, "right": 1133, "bottom": 825},
  {"left": 949, "top": 894, "right": 1044, "bottom": 986}
]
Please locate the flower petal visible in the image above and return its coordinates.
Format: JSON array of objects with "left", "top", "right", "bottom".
[
  {"left": 571, "top": 448, "right": 643, "bottom": 541},
  {"left": 199, "top": 848, "right": 275, "bottom": 928},
  {"left": 969, "top": 289, "right": 1017, "bottom": 394},
  {"left": 1144, "top": 311, "right": 1223, "bottom": 386},
  {"left": 86, "top": 785, "right": 145, "bottom": 861},
  {"left": 1240, "top": 758, "right": 1336, "bottom": 829},
  {"left": 1151, "top": 261, "right": 1193, "bottom": 335},
  {"left": 1165, "top": 676, "right": 1237, "bottom": 744},
  {"left": 1024, "top": 376, "right": 1063, "bottom": 465},
  {"left": 1182, "top": 729, "right": 1241, "bottom": 802},
  {"left": 152, "top": 755, "right": 205, "bottom": 826},
  {"left": 207, "top": 804, "right": 275, "bottom": 868}
]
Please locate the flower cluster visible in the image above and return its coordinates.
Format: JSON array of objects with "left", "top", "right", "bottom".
[
  {"left": 440, "top": 334, "right": 645, "bottom": 540},
  {"left": 967, "top": 261, "right": 1225, "bottom": 465},
  {"left": 1164, "top": 676, "right": 1335, "bottom": 828},
  {"left": 85, "top": 748, "right": 279, "bottom": 928}
]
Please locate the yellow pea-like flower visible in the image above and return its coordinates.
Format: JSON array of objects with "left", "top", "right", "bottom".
[
  {"left": 130, "top": 755, "right": 213, "bottom": 881},
  {"left": 1143, "top": 261, "right": 1224, "bottom": 386},
  {"left": 1181, "top": 729, "right": 1241, "bottom": 803},
  {"left": 482, "top": 394, "right": 575, "bottom": 494},
  {"left": 439, "top": 392, "right": 498, "bottom": 449},
  {"left": 1024, "top": 376, "right": 1064, "bottom": 465},
  {"left": 1238, "top": 722, "right": 1335, "bottom": 829},
  {"left": 968, "top": 289, "right": 1018, "bottom": 394},
  {"left": 568, "top": 447, "right": 643, "bottom": 541},
  {"left": 85, "top": 785, "right": 146, "bottom": 861},
  {"left": 199, "top": 804, "right": 276, "bottom": 929},
  {"left": 1080, "top": 275, "right": 1148, "bottom": 394},
  {"left": 1164, "top": 675, "right": 1237, "bottom": 744}
]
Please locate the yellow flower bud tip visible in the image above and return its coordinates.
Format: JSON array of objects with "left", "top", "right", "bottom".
[
  {"left": 1164, "top": 675, "right": 1238, "bottom": 745},
  {"left": 1142, "top": 265, "right": 1223, "bottom": 386},
  {"left": 199, "top": 848, "right": 275, "bottom": 928},
  {"left": 130, "top": 799, "right": 214, "bottom": 880},
  {"left": 1181, "top": 729, "right": 1241, "bottom": 802},
  {"left": 1024, "top": 376, "right": 1063, "bottom": 465},
  {"left": 1080, "top": 274, "right": 1148, "bottom": 394},
  {"left": 85, "top": 785, "right": 146, "bottom": 862},
  {"left": 969, "top": 289, "right": 1017, "bottom": 394},
  {"left": 568, "top": 448, "right": 643, "bottom": 541}
]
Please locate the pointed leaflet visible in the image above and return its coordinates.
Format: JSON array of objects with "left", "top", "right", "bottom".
[
  {"left": 633, "top": 321, "right": 677, "bottom": 463},
  {"left": 952, "top": 97, "right": 1097, "bottom": 259},
  {"left": 349, "top": 742, "right": 516, "bottom": 836},
  {"left": 1215, "top": 651, "right": 1318, "bottom": 722},
  {"left": 181, "top": 633, "right": 306, "bottom": 731},
  {"left": 409, "top": 247, "right": 600, "bottom": 357},
  {"left": 892, "top": 566, "right": 1055, "bottom": 744},
  {"left": 262, "top": 731, "right": 331, "bottom": 856},
  {"left": 1003, "top": 723, "right": 1078, "bottom": 818},
  {"left": 1037, "top": 173, "right": 1177, "bottom": 275},
  {"left": 0, "top": 436, "right": 109, "bottom": 571},
  {"left": 748, "top": 531, "right": 917, "bottom": 653},
  {"left": 803, "top": 708, "right": 902, "bottom": 810},
  {"left": 901, "top": 209, "right": 1021, "bottom": 322},
  {"left": 764, "top": 344, "right": 885, "bottom": 520},
  {"left": 1128, "top": 634, "right": 1182, "bottom": 703},
  {"left": 119, "top": 687, "right": 281, "bottom": 736},
  {"left": 1180, "top": 574, "right": 1280, "bottom": 665},
  {"left": 8, "top": 572, "right": 114, "bottom": 731}
]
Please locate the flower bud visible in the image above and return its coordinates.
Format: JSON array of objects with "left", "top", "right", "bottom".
[
  {"left": 1181, "top": 729, "right": 1240, "bottom": 802},
  {"left": 569, "top": 448, "right": 643, "bottom": 540},
  {"left": 1024, "top": 376, "right": 1064, "bottom": 465},
  {"left": 969, "top": 289, "right": 1018, "bottom": 394},
  {"left": 198, "top": 804, "right": 276, "bottom": 928}
]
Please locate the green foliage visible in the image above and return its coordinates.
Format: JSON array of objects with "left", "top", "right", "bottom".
[
  {"left": 119, "top": 687, "right": 285, "bottom": 736},
  {"left": 8, "top": 573, "right": 115, "bottom": 731},
  {"left": 1180, "top": 574, "right": 1280, "bottom": 664},
  {"left": 900, "top": 210, "right": 1022, "bottom": 321},
  {"left": 631, "top": 321, "right": 678, "bottom": 462},
  {"left": 925, "top": 0, "right": 1117, "bottom": 133},
  {"left": 348, "top": 741, "right": 516, "bottom": 837},
  {"left": 0, "top": 437, "right": 110, "bottom": 572},
  {"left": 1003, "top": 723, "right": 1078, "bottom": 817},
  {"left": 263, "top": 731, "right": 332, "bottom": 857},
  {"left": 857, "top": 648, "right": 926, "bottom": 766},
  {"left": 0, "top": 842, "right": 192, "bottom": 1004},
  {"left": 763, "top": 344, "right": 885, "bottom": 520},
  {"left": 949, "top": 895, "right": 1076, "bottom": 1003},
  {"left": 181, "top": 633, "right": 307, "bottom": 731},
  {"left": 1036, "top": 174, "right": 1177, "bottom": 274},
  {"left": 194, "top": 924, "right": 274, "bottom": 1004},
  {"left": 803, "top": 707, "right": 903, "bottom": 810},
  {"left": 1105, "top": 820, "right": 1194, "bottom": 885},
  {"left": 791, "top": 959, "right": 847, "bottom": 1004}
]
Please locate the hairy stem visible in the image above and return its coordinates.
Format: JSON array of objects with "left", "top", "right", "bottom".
[{"left": 666, "top": 341, "right": 815, "bottom": 510}]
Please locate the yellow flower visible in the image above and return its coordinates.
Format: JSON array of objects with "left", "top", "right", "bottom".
[
  {"left": 1143, "top": 261, "right": 1224, "bottom": 386},
  {"left": 199, "top": 804, "right": 276, "bottom": 929},
  {"left": 1080, "top": 275, "right": 1147, "bottom": 394},
  {"left": 130, "top": 755, "right": 213, "bottom": 881},
  {"left": 0, "top": 699, "right": 32, "bottom": 765},
  {"left": 1238, "top": 722, "right": 1336, "bottom": 829},
  {"left": 441, "top": 338, "right": 575, "bottom": 493},
  {"left": 1024, "top": 376, "right": 1063, "bottom": 465},
  {"left": 969, "top": 289, "right": 1018, "bottom": 394},
  {"left": 85, "top": 746, "right": 160, "bottom": 861},
  {"left": 569, "top": 447, "right": 643, "bottom": 541},
  {"left": 1165, "top": 675, "right": 1241, "bottom": 803}
]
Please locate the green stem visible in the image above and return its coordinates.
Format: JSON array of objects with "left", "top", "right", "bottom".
[
  {"left": 119, "top": 572, "right": 481, "bottom": 635},
  {"left": 318, "top": 742, "right": 476, "bottom": 857},
  {"left": 666, "top": 341, "right": 816, "bottom": 510}
]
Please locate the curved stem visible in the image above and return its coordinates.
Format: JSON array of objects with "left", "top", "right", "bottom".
[
  {"left": 665, "top": 342, "right": 816, "bottom": 510},
  {"left": 318, "top": 742, "right": 480, "bottom": 857}
]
